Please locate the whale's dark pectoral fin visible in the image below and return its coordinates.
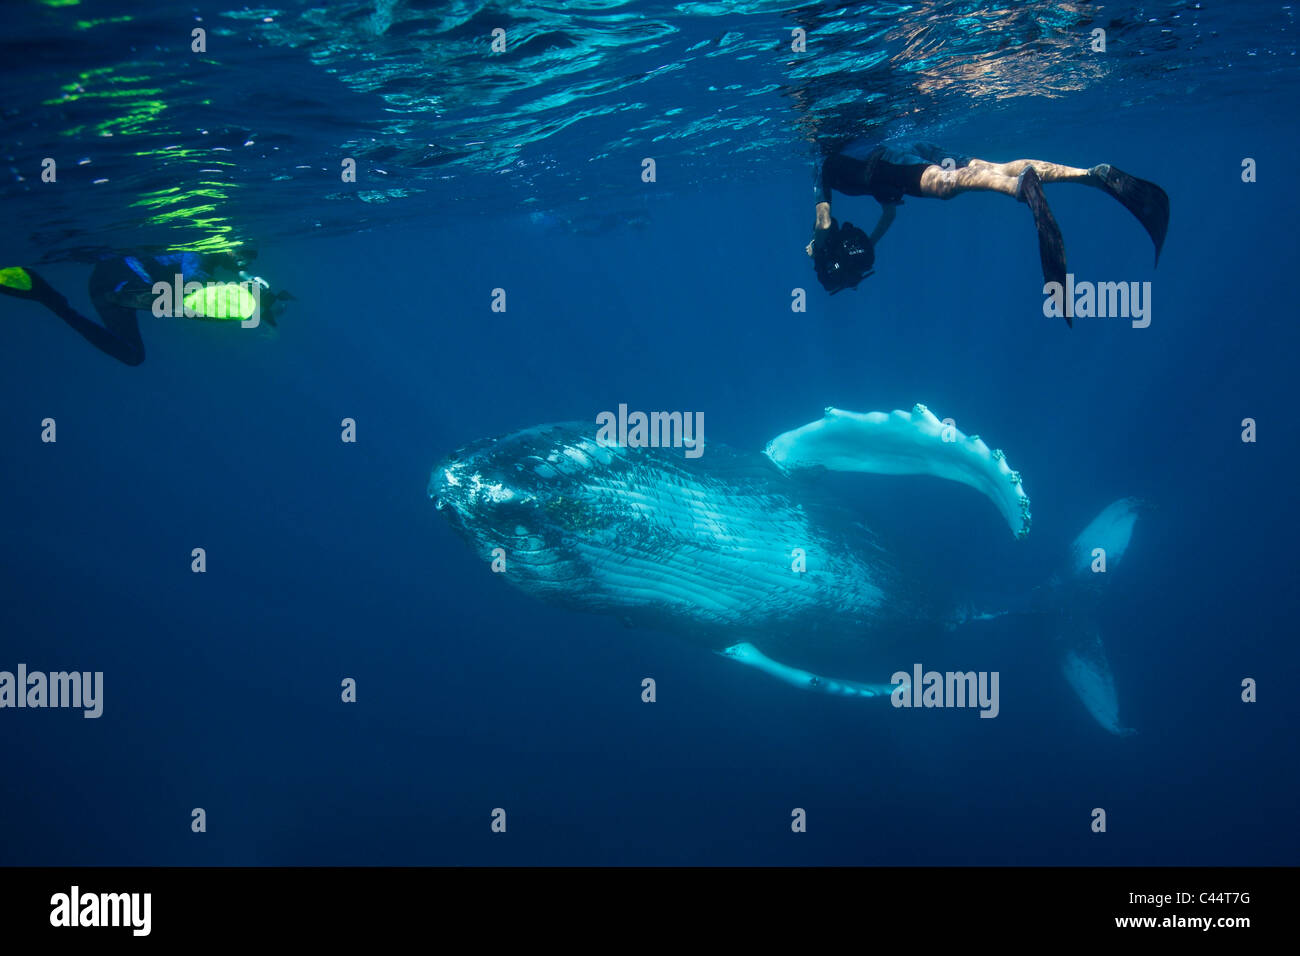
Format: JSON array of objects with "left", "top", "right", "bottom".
[
  {"left": 719, "top": 642, "right": 902, "bottom": 700},
  {"left": 764, "top": 404, "right": 1032, "bottom": 539},
  {"left": 1092, "top": 164, "right": 1169, "bottom": 266}
]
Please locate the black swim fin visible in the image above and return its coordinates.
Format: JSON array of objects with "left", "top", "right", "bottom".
[
  {"left": 1091, "top": 164, "right": 1169, "bottom": 265},
  {"left": 1016, "top": 167, "right": 1070, "bottom": 327},
  {"left": 0, "top": 266, "right": 66, "bottom": 307}
]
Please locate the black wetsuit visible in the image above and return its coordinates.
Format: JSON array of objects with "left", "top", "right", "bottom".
[
  {"left": 10, "top": 252, "right": 235, "bottom": 366},
  {"left": 818, "top": 141, "right": 970, "bottom": 205}
]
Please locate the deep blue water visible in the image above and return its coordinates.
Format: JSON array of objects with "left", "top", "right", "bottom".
[{"left": 1, "top": 1, "right": 1298, "bottom": 865}]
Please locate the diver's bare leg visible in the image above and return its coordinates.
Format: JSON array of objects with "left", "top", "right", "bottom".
[
  {"left": 920, "top": 159, "right": 1097, "bottom": 199},
  {"left": 969, "top": 159, "right": 1170, "bottom": 262},
  {"left": 966, "top": 157, "right": 1096, "bottom": 182}
]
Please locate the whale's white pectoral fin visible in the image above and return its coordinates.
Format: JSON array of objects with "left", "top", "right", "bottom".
[
  {"left": 719, "top": 642, "right": 903, "bottom": 699},
  {"left": 763, "top": 404, "right": 1032, "bottom": 539}
]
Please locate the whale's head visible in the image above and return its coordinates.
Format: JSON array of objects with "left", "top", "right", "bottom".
[{"left": 429, "top": 424, "right": 624, "bottom": 596}]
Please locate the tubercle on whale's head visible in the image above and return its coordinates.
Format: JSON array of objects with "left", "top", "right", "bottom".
[
  {"left": 430, "top": 437, "right": 535, "bottom": 540},
  {"left": 429, "top": 424, "right": 620, "bottom": 579}
]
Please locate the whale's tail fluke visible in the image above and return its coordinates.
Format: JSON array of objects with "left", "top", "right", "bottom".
[
  {"left": 1059, "top": 616, "right": 1136, "bottom": 736},
  {"left": 1050, "top": 497, "right": 1145, "bottom": 735}
]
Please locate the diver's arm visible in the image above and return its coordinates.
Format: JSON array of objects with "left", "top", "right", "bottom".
[
  {"left": 805, "top": 157, "right": 837, "bottom": 256},
  {"left": 200, "top": 251, "right": 274, "bottom": 300},
  {"left": 869, "top": 202, "right": 897, "bottom": 245},
  {"left": 199, "top": 251, "right": 248, "bottom": 278},
  {"left": 806, "top": 201, "right": 834, "bottom": 257},
  {"left": 815, "top": 201, "right": 832, "bottom": 231}
]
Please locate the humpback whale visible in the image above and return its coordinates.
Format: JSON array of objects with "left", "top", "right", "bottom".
[{"left": 430, "top": 404, "right": 1139, "bottom": 734}]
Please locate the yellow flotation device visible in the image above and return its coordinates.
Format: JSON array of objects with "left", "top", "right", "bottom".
[{"left": 181, "top": 282, "right": 259, "bottom": 321}]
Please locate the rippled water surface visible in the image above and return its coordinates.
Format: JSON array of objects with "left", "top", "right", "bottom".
[{"left": 4, "top": 1, "right": 1295, "bottom": 259}]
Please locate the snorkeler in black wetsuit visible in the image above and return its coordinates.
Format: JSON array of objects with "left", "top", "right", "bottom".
[
  {"left": 808, "top": 140, "right": 1170, "bottom": 327},
  {"left": 0, "top": 250, "right": 292, "bottom": 365}
]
